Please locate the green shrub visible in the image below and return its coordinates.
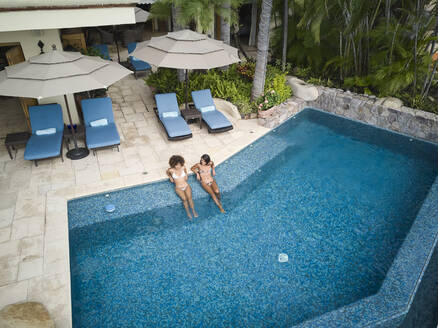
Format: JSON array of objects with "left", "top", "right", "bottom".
[
  {"left": 145, "top": 62, "right": 293, "bottom": 116},
  {"left": 255, "top": 90, "right": 281, "bottom": 111},
  {"left": 145, "top": 68, "right": 179, "bottom": 94},
  {"left": 234, "top": 100, "right": 254, "bottom": 115},
  {"left": 268, "top": 73, "right": 292, "bottom": 103}
]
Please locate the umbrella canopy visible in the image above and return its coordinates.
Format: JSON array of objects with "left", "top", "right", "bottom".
[
  {"left": 0, "top": 50, "right": 132, "bottom": 99},
  {"left": 0, "top": 49, "right": 132, "bottom": 160},
  {"left": 135, "top": 8, "right": 150, "bottom": 23},
  {"left": 132, "top": 29, "right": 240, "bottom": 69}
]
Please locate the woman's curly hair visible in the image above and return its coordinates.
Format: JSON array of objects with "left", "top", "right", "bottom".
[{"left": 169, "top": 155, "right": 185, "bottom": 168}]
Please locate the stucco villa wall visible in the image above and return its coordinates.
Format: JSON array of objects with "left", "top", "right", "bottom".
[{"left": 0, "top": 29, "right": 80, "bottom": 124}]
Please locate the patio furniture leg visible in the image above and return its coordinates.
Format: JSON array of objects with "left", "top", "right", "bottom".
[
  {"left": 6, "top": 145, "right": 13, "bottom": 160},
  {"left": 117, "top": 145, "right": 120, "bottom": 152},
  {"left": 34, "top": 160, "right": 38, "bottom": 167}
]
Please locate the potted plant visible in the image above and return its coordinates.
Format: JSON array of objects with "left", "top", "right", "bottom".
[{"left": 257, "top": 90, "right": 280, "bottom": 118}]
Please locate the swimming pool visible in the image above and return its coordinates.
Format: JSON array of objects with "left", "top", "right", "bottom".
[{"left": 68, "top": 108, "right": 438, "bottom": 327}]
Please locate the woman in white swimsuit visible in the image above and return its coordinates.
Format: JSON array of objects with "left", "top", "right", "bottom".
[
  {"left": 191, "top": 154, "right": 225, "bottom": 213},
  {"left": 167, "top": 155, "right": 198, "bottom": 219}
]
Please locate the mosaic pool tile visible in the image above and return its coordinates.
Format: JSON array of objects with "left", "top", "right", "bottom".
[{"left": 68, "top": 108, "right": 438, "bottom": 327}]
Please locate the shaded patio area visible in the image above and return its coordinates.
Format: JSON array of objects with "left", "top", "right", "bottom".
[{"left": 0, "top": 73, "right": 270, "bottom": 326}]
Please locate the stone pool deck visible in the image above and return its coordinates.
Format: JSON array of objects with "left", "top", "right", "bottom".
[{"left": 0, "top": 74, "right": 270, "bottom": 327}]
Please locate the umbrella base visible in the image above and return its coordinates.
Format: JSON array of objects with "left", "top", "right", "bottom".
[{"left": 66, "top": 147, "right": 89, "bottom": 160}]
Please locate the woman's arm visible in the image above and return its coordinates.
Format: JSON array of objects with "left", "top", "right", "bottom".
[
  {"left": 191, "top": 163, "right": 199, "bottom": 174},
  {"left": 211, "top": 161, "right": 216, "bottom": 176},
  {"left": 191, "top": 164, "right": 201, "bottom": 180},
  {"left": 184, "top": 167, "right": 189, "bottom": 181},
  {"left": 166, "top": 168, "right": 174, "bottom": 183}
]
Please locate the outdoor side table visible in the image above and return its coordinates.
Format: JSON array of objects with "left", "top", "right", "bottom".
[
  {"left": 63, "top": 125, "right": 85, "bottom": 150},
  {"left": 181, "top": 108, "right": 202, "bottom": 129},
  {"left": 4, "top": 132, "right": 30, "bottom": 160}
]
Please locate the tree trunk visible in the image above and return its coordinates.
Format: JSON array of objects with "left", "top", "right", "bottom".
[
  {"left": 220, "top": 1, "right": 231, "bottom": 45},
  {"left": 282, "top": 0, "right": 288, "bottom": 71},
  {"left": 251, "top": 0, "right": 273, "bottom": 101},
  {"left": 172, "top": 3, "right": 186, "bottom": 82},
  {"left": 249, "top": 0, "right": 258, "bottom": 47}
]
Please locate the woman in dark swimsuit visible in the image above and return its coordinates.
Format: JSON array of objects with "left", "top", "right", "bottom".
[{"left": 191, "top": 154, "right": 225, "bottom": 213}]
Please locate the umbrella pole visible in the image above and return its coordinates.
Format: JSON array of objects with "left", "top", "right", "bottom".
[
  {"left": 185, "top": 69, "right": 188, "bottom": 110},
  {"left": 113, "top": 25, "right": 121, "bottom": 63},
  {"left": 64, "top": 95, "right": 90, "bottom": 160},
  {"left": 115, "top": 39, "right": 121, "bottom": 63}
]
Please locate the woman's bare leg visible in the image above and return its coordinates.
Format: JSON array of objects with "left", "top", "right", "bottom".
[
  {"left": 202, "top": 182, "right": 225, "bottom": 213},
  {"left": 211, "top": 180, "right": 222, "bottom": 201},
  {"left": 184, "top": 185, "right": 198, "bottom": 217},
  {"left": 175, "top": 187, "right": 192, "bottom": 218}
]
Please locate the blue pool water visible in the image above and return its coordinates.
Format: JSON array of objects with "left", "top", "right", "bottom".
[{"left": 68, "top": 109, "right": 438, "bottom": 327}]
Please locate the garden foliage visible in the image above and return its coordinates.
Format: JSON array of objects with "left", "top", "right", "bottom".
[
  {"left": 145, "top": 61, "right": 292, "bottom": 115},
  {"left": 271, "top": 0, "right": 438, "bottom": 113}
]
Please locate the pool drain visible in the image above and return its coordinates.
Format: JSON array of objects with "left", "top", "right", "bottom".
[
  {"left": 105, "top": 204, "right": 115, "bottom": 213},
  {"left": 278, "top": 253, "right": 288, "bottom": 263}
]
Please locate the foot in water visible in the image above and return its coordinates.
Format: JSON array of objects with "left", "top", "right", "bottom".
[{"left": 193, "top": 210, "right": 199, "bottom": 218}]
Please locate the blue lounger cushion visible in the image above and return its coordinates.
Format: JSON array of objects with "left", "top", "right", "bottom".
[
  {"left": 81, "top": 97, "right": 120, "bottom": 149},
  {"left": 85, "top": 123, "right": 120, "bottom": 149},
  {"left": 24, "top": 132, "right": 63, "bottom": 160},
  {"left": 127, "top": 42, "right": 151, "bottom": 71},
  {"left": 200, "top": 110, "right": 233, "bottom": 130},
  {"left": 191, "top": 89, "right": 232, "bottom": 130},
  {"left": 129, "top": 57, "right": 151, "bottom": 71},
  {"left": 24, "top": 103, "right": 64, "bottom": 161},
  {"left": 161, "top": 117, "right": 192, "bottom": 138},
  {"left": 91, "top": 44, "right": 111, "bottom": 60},
  {"left": 155, "top": 93, "right": 191, "bottom": 138}
]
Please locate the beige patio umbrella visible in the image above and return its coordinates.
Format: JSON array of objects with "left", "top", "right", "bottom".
[
  {"left": 0, "top": 48, "right": 132, "bottom": 160},
  {"left": 132, "top": 29, "right": 240, "bottom": 108},
  {"left": 135, "top": 7, "right": 150, "bottom": 23}
]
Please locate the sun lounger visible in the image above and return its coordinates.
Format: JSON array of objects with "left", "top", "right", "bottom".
[
  {"left": 81, "top": 97, "right": 120, "bottom": 155},
  {"left": 191, "top": 89, "right": 233, "bottom": 133},
  {"left": 91, "top": 44, "right": 111, "bottom": 60},
  {"left": 127, "top": 42, "right": 151, "bottom": 78},
  {"left": 24, "top": 104, "right": 64, "bottom": 166},
  {"left": 154, "top": 93, "right": 192, "bottom": 140}
]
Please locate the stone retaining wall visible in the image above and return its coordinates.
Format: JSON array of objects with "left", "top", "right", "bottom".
[
  {"left": 257, "top": 97, "right": 307, "bottom": 129},
  {"left": 308, "top": 86, "right": 438, "bottom": 143},
  {"left": 259, "top": 85, "right": 438, "bottom": 143}
]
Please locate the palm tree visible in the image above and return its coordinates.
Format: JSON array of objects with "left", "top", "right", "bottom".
[
  {"left": 249, "top": 0, "right": 258, "bottom": 47},
  {"left": 282, "top": 0, "right": 289, "bottom": 71},
  {"left": 220, "top": 1, "right": 231, "bottom": 44},
  {"left": 251, "top": 0, "right": 274, "bottom": 100}
]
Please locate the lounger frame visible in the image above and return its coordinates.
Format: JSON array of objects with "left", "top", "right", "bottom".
[
  {"left": 153, "top": 107, "right": 193, "bottom": 141},
  {"left": 203, "top": 121, "right": 233, "bottom": 134}
]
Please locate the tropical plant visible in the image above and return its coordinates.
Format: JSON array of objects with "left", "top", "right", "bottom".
[
  {"left": 251, "top": 0, "right": 274, "bottom": 100},
  {"left": 270, "top": 0, "right": 438, "bottom": 113},
  {"left": 256, "top": 90, "right": 280, "bottom": 111},
  {"left": 145, "top": 62, "right": 292, "bottom": 115},
  {"left": 151, "top": 0, "right": 242, "bottom": 35}
]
